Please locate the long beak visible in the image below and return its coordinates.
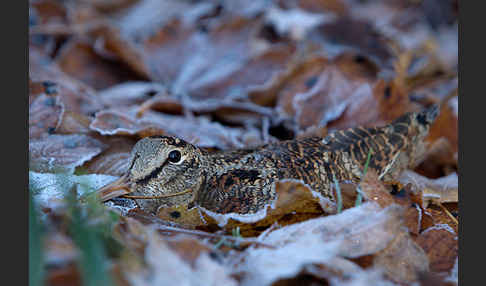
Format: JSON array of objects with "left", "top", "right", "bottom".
[{"left": 95, "top": 174, "right": 133, "bottom": 202}]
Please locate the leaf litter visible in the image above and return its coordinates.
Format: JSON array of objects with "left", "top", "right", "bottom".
[{"left": 29, "top": 0, "right": 458, "bottom": 285}]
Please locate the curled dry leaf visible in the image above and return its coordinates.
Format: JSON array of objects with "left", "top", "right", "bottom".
[
  {"left": 415, "top": 225, "right": 458, "bottom": 273},
  {"left": 308, "top": 16, "right": 394, "bottom": 68},
  {"left": 56, "top": 39, "right": 145, "bottom": 90},
  {"left": 359, "top": 170, "right": 395, "bottom": 208},
  {"left": 425, "top": 97, "right": 458, "bottom": 153},
  {"left": 30, "top": 61, "right": 103, "bottom": 116},
  {"left": 90, "top": 107, "right": 262, "bottom": 149},
  {"left": 124, "top": 227, "right": 237, "bottom": 286},
  {"left": 82, "top": 137, "right": 137, "bottom": 176},
  {"left": 97, "top": 81, "right": 168, "bottom": 108},
  {"left": 122, "top": 15, "right": 296, "bottom": 101},
  {"left": 328, "top": 79, "right": 414, "bottom": 130},
  {"left": 278, "top": 0, "right": 349, "bottom": 16},
  {"left": 275, "top": 54, "right": 410, "bottom": 132},
  {"left": 29, "top": 134, "right": 107, "bottom": 174},
  {"left": 235, "top": 203, "right": 405, "bottom": 286},
  {"left": 264, "top": 6, "right": 331, "bottom": 41},
  {"left": 43, "top": 232, "right": 78, "bottom": 267},
  {"left": 398, "top": 170, "right": 458, "bottom": 208},
  {"left": 279, "top": 57, "right": 374, "bottom": 130},
  {"left": 55, "top": 110, "right": 93, "bottom": 135},
  {"left": 373, "top": 228, "right": 429, "bottom": 284},
  {"left": 29, "top": 93, "right": 64, "bottom": 139}
]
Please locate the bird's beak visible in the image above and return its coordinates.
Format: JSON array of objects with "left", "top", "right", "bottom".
[{"left": 95, "top": 174, "right": 133, "bottom": 202}]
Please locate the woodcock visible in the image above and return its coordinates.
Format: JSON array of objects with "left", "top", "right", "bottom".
[{"left": 96, "top": 105, "right": 439, "bottom": 215}]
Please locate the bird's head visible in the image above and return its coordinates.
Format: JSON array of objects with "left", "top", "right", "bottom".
[{"left": 96, "top": 135, "right": 205, "bottom": 213}]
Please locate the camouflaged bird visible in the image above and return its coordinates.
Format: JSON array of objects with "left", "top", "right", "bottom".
[{"left": 96, "top": 105, "right": 439, "bottom": 215}]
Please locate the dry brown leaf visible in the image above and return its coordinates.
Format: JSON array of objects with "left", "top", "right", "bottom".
[
  {"left": 56, "top": 40, "right": 144, "bottom": 90},
  {"left": 359, "top": 170, "right": 395, "bottom": 208},
  {"left": 29, "top": 93, "right": 64, "bottom": 139},
  {"left": 90, "top": 107, "right": 262, "bottom": 149},
  {"left": 284, "top": 59, "right": 373, "bottom": 130},
  {"left": 422, "top": 206, "right": 458, "bottom": 234},
  {"left": 83, "top": 137, "right": 137, "bottom": 176},
  {"left": 236, "top": 203, "right": 405, "bottom": 286},
  {"left": 415, "top": 225, "right": 458, "bottom": 273},
  {"left": 30, "top": 0, "right": 68, "bottom": 26},
  {"left": 43, "top": 232, "right": 78, "bottom": 267},
  {"left": 328, "top": 79, "right": 414, "bottom": 130},
  {"left": 29, "top": 134, "right": 107, "bottom": 174},
  {"left": 309, "top": 16, "right": 394, "bottom": 68},
  {"left": 30, "top": 61, "right": 103, "bottom": 116},
  {"left": 398, "top": 170, "right": 458, "bottom": 208},
  {"left": 56, "top": 111, "right": 93, "bottom": 135},
  {"left": 123, "top": 226, "right": 237, "bottom": 286},
  {"left": 141, "top": 17, "right": 296, "bottom": 101},
  {"left": 97, "top": 82, "right": 168, "bottom": 108},
  {"left": 426, "top": 97, "right": 458, "bottom": 153},
  {"left": 374, "top": 229, "right": 429, "bottom": 284}
]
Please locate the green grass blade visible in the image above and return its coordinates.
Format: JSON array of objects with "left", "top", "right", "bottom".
[
  {"left": 29, "top": 188, "right": 45, "bottom": 286},
  {"left": 66, "top": 187, "right": 114, "bottom": 286},
  {"left": 355, "top": 148, "right": 374, "bottom": 207},
  {"left": 333, "top": 174, "right": 343, "bottom": 213}
]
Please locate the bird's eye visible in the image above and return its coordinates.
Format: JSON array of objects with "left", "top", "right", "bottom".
[{"left": 168, "top": 150, "right": 182, "bottom": 163}]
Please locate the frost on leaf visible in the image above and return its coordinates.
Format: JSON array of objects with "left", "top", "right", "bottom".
[
  {"left": 29, "top": 134, "right": 107, "bottom": 174},
  {"left": 236, "top": 203, "right": 407, "bottom": 286},
  {"left": 29, "top": 171, "right": 118, "bottom": 211},
  {"left": 90, "top": 107, "right": 261, "bottom": 149},
  {"left": 125, "top": 227, "right": 237, "bottom": 286}
]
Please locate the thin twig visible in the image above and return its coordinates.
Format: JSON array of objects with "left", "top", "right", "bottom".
[
  {"left": 129, "top": 212, "right": 276, "bottom": 249},
  {"left": 438, "top": 203, "right": 458, "bottom": 225},
  {"left": 356, "top": 148, "right": 374, "bottom": 206}
]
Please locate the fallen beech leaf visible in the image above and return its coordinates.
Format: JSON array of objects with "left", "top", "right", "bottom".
[
  {"left": 290, "top": 61, "right": 373, "bottom": 130},
  {"left": 328, "top": 79, "right": 414, "bottom": 130},
  {"left": 166, "top": 236, "right": 213, "bottom": 267},
  {"left": 90, "top": 107, "right": 261, "bottom": 149},
  {"left": 264, "top": 6, "right": 330, "bottom": 41},
  {"left": 56, "top": 111, "right": 93, "bottom": 135},
  {"left": 422, "top": 206, "right": 458, "bottom": 234},
  {"left": 30, "top": 62, "right": 103, "bottom": 116},
  {"left": 29, "top": 93, "right": 64, "bottom": 139},
  {"left": 43, "top": 232, "right": 78, "bottom": 267},
  {"left": 309, "top": 16, "right": 394, "bottom": 68},
  {"left": 56, "top": 40, "right": 144, "bottom": 90},
  {"left": 121, "top": 15, "right": 296, "bottom": 101},
  {"left": 398, "top": 170, "right": 458, "bottom": 208},
  {"left": 359, "top": 170, "right": 395, "bottom": 208},
  {"left": 284, "top": 0, "right": 349, "bottom": 15},
  {"left": 82, "top": 137, "right": 137, "bottom": 176},
  {"left": 97, "top": 81, "right": 168, "bottom": 108},
  {"left": 29, "top": 134, "right": 107, "bottom": 174},
  {"left": 125, "top": 228, "right": 237, "bottom": 286},
  {"left": 414, "top": 137, "right": 457, "bottom": 178},
  {"left": 236, "top": 203, "right": 405, "bottom": 286},
  {"left": 426, "top": 97, "right": 458, "bottom": 153},
  {"left": 30, "top": 0, "right": 68, "bottom": 26},
  {"left": 374, "top": 229, "right": 429, "bottom": 284},
  {"left": 415, "top": 225, "right": 457, "bottom": 273}
]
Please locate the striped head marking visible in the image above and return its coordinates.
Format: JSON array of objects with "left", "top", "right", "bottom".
[{"left": 97, "top": 135, "right": 205, "bottom": 213}]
